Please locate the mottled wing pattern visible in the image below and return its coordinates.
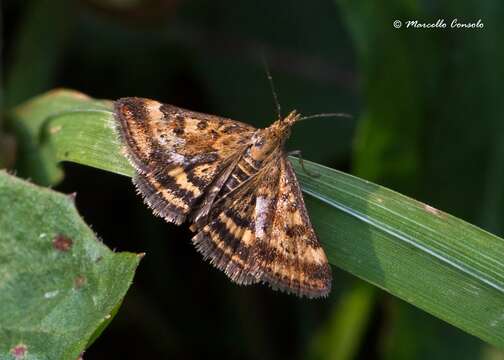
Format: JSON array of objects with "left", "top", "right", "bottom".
[
  {"left": 192, "top": 154, "right": 332, "bottom": 298},
  {"left": 190, "top": 145, "right": 270, "bottom": 229},
  {"left": 192, "top": 157, "right": 280, "bottom": 285},
  {"left": 258, "top": 157, "right": 332, "bottom": 298},
  {"left": 114, "top": 97, "right": 255, "bottom": 224}
]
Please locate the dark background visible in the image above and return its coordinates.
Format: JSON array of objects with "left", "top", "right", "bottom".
[{"left": 3, "top": 0, "right": 504, "bottom": 359}]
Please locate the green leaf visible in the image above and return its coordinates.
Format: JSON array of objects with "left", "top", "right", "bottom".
[
  {"left": 10, "top": 89, "right": 504, "bottom": 348},
  {"left": 8, "top": 89, "right": 115, "bottom": 185},
  {"left": 295, "top": 160, "right": 504, "bottom": 348},
  {"left": 0, "top": 171, "right": 141, "bottom": 359}
]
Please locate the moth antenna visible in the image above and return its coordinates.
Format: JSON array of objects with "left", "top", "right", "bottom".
[
  {"left": 261, "top": 55, "right": 282, "bottom": 120},
  {"left": 297, "top": 113, "right": 353, "bottom": 122}
]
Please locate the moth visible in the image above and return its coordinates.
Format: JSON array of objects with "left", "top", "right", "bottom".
[{"left": 114, "top": 97, "right": 332, "bottom": 298}]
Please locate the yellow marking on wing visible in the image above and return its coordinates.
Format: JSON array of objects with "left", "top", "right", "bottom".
[
  {"left": 231, "top": 174, "right": 243, "bottom": 183},
  {"left": 126, "top": 117, "right": 152, "bottom": 154},
  {"left": 243, "top": 157, "right": 258, "bottom": 171},
  {"left": 167, "top": 167, "right": 202, "bottom": 196},
  {"left": 220, "top": 210, "right": 326, "bottom": 270},
  {"left": 207, "top": 227, "right": 247, "bottom": 266},
  {"left": 241, "top": 229, "right": 254, "bottom": 246},
  {"left": 168, "top": 167, "right": 184, "bottom": 177},
  {"left": 147, "top": 176, "right": 190, "bottom": 211},
  {"left": 160, "top": 188, "right": 190, "bottom": 210},
  {"left": 178, "top": 172, "right": 202, "bottom": 196},
  {"left": 299, "top": 246, "right": 328, "bottom": 265},
  {"left": 264, "top": 256, "right": 327, "bottom": 288},
  {"left": 144, "top": 100, "right": 164, "bottom": 120},
  {"left": 184, "top": 117, "right": 210, "bottom": 133},
  {"left": 205, "top": 222, "right": 325, "bottom": 287},
  {"left": 219, "top": 212, "right": 255, "bottom": 246},
  {"left": 237, "top": 163, "right": 251, "bottom": 176}
]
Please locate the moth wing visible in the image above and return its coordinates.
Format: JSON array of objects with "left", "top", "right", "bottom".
[
  {"left": 192, "top": 155, "right": 332, "bottom": 298},
  {"left": 191, "top": 155, "right": 282, "bottom": 285},
  {"left": 257, "top": 156, "right": 332, "bottom": 298},
  {"left": 191, "top": 177, "right": 265, "bottom": 285},
  {"left": 114, "top": 97, "right": 255, "bottom": 224}
]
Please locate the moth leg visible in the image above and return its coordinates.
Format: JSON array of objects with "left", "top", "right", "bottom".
[{"left": 287, "top": 150, "right": 320, "bottom": 178}]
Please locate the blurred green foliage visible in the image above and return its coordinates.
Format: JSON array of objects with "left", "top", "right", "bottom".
[{"left": 2, "top": 0, "right": 504, "bottom": 359}]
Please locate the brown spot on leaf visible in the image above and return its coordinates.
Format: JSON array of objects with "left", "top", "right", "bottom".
[
  {"left": 53, "top": 234, "right": 73, "bottom": 252},
  {"left": 50, "top": 125, "right": 62, "bottom": 134},
  {"left": 10, "top": 344, "right": 27, "bottom": 359},
  {"left": 74, "top": 275, "right": 87, "bottom": 289}
]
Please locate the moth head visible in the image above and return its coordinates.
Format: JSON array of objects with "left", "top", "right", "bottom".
[
  {"left": 262, "top": 110, "right": 299, "bottom": 141},
  {"left": 250, "top": 112, "right": 299, "bottom": 159},
  {"left": 282, "top": 110, "right": 301, "bottom": 126},
  {"left": 269, "top": 110, "right": 300, "bottom": 136}
]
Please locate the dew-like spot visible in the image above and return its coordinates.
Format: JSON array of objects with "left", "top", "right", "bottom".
[
  {"left": 39, "top": 233, "right": 47, "bottom": 238},
  {"left": 53, "top": 234, "right": 73, "bottom": 252},
  {"left": 44, "top": 290, "right": 59, "bottom": 299},
  {"left": 10, "top": 344, "right": 27, "bottom": 359}
]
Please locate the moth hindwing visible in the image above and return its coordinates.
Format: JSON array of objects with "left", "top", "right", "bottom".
[{"left": 114, "top": 97, "right": 332, "bottom": 298}]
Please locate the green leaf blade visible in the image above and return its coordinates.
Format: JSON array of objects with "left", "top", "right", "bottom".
[
  {"left": 293, "top": 160, "right": 504, "bottom": 347},
  {"left": 0, "top": 171, "right": 141, "bottom": 359},
  {"left": 9, "top": 89, "right": 115, "bottom": 185},
  {"left": 48, "top": 109, "right": 134, "bottom": 178}
]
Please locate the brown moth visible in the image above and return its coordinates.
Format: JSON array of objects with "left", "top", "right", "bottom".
[{"left": 114, "top": 97, "right": 332, "bottom": 298}]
